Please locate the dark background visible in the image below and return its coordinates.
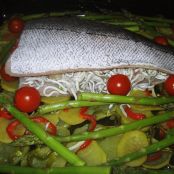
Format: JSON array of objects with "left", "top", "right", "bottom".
[{"left": 0, "top": 0, "right": 174, "bottom": 19}]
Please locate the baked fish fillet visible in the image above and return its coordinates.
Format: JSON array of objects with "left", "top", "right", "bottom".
[{"left": 6, "top": 16, "right": 174, "bottom": 76}]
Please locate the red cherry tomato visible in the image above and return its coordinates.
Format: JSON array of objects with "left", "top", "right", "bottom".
[
  {"left": 0, "top": 65, "right": 18, "bottom": 81},
  {"left": 107, "top": 74, "right": 131, "bottom": 95},
  {"left": 164, "top": 75, "right": 174, "bottom": 96},
  {"left": 14, "top": 86, "right": 41, "bottom": 113},
  {"left": 154, "top": 36, "right": 168, "bottom": 46},
  {"left": 8, "top": 17, "right": 24, "bottom": 33}
]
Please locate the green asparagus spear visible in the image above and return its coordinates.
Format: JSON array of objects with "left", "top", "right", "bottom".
[
  {"left": 5, "top": 104, "right": 85, "bottom": 166},
  {"left": 107, "top": 135, "right": 174, "bottom": 166},
  {"left": 113, "top": 166, "right": 174, "bottom": 174},
  {"left": 77, "top": 92, "right": 174, "bottom": 105},
  {"left": 0, "top": 165, "right": 111, "bottom": 174},
  {"left": 138, "top": 15, "right": 174, "bottom": 24},
  {"left": 37, "top": 100, "right": 110, "bottom": 114},
  {"left": 56, "top": 111, "right": 174, "bottom": 142}
]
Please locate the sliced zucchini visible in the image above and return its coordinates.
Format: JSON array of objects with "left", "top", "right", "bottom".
[
  {"left": 143, "top": 150, "right": 172, "bottom": 169},
  {"left": 77, "top": 140, "right": 107, "bottom": 166},
  {"left": 42, "top": 112, "right": 60, "bottom": 125},
  {"left": 98, "top": 134, "right": 123, "bottom": 161},
  {"left": 41, "top": 95, "right": 71, "bottom": 104},
  {"left": 0, "top": 118, "right": 13, "bottom": 143},
  {"left": 116, "top": 130, "right": 149, "bottom": 167},
  {"left": 1, "top": 79, "right": 19, "bottom": 92},
  {"left": 58, "top": 108, "right": 85, "bottom": 125}
]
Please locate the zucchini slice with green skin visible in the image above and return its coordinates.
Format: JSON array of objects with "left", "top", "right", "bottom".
[
  {"left": 116, "top": 130, "right": 149, "bottom": 167},
  {"left": 98, "top": 134, "right": 123, "bottom": 161},
  {"left": 77, "top": 140, "right": 107, "bottom": 166},
  {"left": 143, "top": 150, "right": 172, "bottom": 169},
  {"left": 1, "top": 79, "right": 19, "bottom": 92}
]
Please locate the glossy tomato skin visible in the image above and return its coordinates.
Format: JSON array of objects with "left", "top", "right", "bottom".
[
  {"left": 14, "top": 86, "right": 41, "bottom": 113},
  {"left": 107, "top": 74, "right": 131, "bottom": 95},
  {"left": 154, "top": 36, "right": 168, "bottom": 46},
  {"left": 0, "top": 65, "right": 18, "bottom": 81},
  {"left": 164, "top": 75, "right": 174, "bottom": 96},
  {"left": 8, "top": 17, "right": 24, "bottom": 33}
]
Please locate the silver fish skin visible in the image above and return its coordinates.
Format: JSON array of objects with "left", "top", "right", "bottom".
[{"left": 7, "top": 16, "right": 174, "bottom": 76}]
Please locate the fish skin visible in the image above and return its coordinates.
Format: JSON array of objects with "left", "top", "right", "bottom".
[{"left": 7, "top": 16, "right": 174, "bottom": 76}]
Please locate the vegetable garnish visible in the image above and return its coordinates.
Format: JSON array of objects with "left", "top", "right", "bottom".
[
  {"left": 108, "top": 134, "right": 174, "bottom": 166},
  {"left": 5, "top": 104, "right": 85, "bottom": 166},
  {"left": 164, "top": 75, "right": 174, "bottom": 96},
  {"left": 57, "top": 111, "right": 174, "bottom": 143},
  {"left": 6, "top": 120, "right": 22, "bottom": 140},
  {"left": 107, "top": 74, "right": 131, "bottom": 95},
  {"left": 7, "top": 116, "right": 57, "bottom": 140},
  {"left": 124, "top": 105, "right": 145, "bottom": 120},
  {"left": 0, "top": 107, "right": 13, "bottom": 120},
  {"left": 0, "top": 64, "right": 18, "bottom": 81},
  {"left": 78, "top": 107, "right": 97, "bottom": 151},
  {"left": 78, "top": 139, "right": 92, "bottom": 152},
  {"left": 8, "top": 17, "right": 24, "bottom": 33},
  {"left": 0, "top": 165, "right": 112, "bottom": 174},
  {"left": 166, "top": 119, "right": 174, "bottom": 129},
  {"left": 14, "top": 86, "right": 41, "bottom": 113},
  {"left": 77, "top": 92, "right": 174, "bottom": 105},
  {"left": 154, "top": 36, "right": 169, "bottom": 46},
  {"left": 80, "top": 107, "right": 96, "bottom": 131},
  {"left": 31, "top": 117, "right": 57, "bottom": 135},
  {"left": 146, "top": 151, "right": 162, "bottom": 162}
]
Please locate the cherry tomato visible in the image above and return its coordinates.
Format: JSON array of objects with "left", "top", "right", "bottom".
[
  {"left": 8, "top": 17, "right": 24, "bottom": 33},
  {"left": 107, "top": 74, "right": 131, "bottom": 95},
  {"left": 14, "top": 86, "right": 41, "bottom": 113},
  {"left": 164, "top": 75, "right": 174, "bottom": 96},
  {"left": 0, "top": 65, "right": 18, "bottom": 81},
  {"left": 154, "top": 36, "right": 168, "bottom": 46}
]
